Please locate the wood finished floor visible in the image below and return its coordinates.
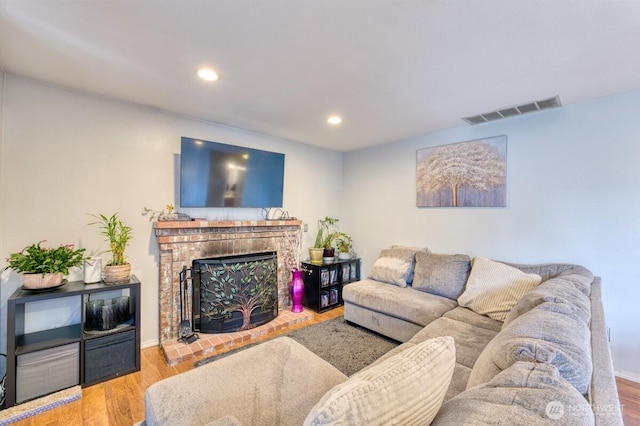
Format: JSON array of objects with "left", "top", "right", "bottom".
[{"left": 9, "top": 307, "right": 640, "bottom": 425}]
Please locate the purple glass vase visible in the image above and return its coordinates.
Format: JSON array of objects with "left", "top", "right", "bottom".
[{"left": 290, "top": 270, "right": 304, "bottom": 313}]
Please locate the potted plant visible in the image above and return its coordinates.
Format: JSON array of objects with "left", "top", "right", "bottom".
[
  {"left": 89, "top": 212, "right": 133, "bottom": 283},
  {"left": 311, "top": 217, "right": 340, "bottom": 263},
  {"left": 4, "top": 241, "right": 86, "bottom": 290},
  {"left": 335, "top": 232, "right": 354, "bottom": 260}
]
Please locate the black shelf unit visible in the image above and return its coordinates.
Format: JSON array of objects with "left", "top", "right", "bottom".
[
  {"left": 301, "top": 258, "right": 360, "bottom": 313},
  {"left": 5, "top": 276, "right": 141, "bottom": 407}
]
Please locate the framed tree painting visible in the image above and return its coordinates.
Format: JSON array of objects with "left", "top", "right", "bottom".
[{"left": 416, "top": 135, "right": 507, "bottom": 207}]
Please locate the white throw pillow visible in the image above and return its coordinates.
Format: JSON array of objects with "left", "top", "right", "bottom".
[
  {"left": 368, "top": 247, "right": 417, "bottom": 287},
  {"left": 458, "top": 257, "right": 542, "bottom": 322},
  {"left": 304, "top": 336, "right": 455, "bottom": 426}
]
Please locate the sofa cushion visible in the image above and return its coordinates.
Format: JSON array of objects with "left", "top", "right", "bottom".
[
  {"left": 370, "top": 315, "right": 498, "bottom": 371},
  {"left": 433, "top": 362, "right": 595, "bottom": 425},
  {"left": 444, "top": 363, "right": 473, "bottom": 403},
  {"left": 143, "top": 337, "right": 347, "bottom": 426},
  {"left": 368, "top": 247, "right": 418, "bottom": 287},
  {"left": 304, "top": 336, "right": 455, "bottom": 426},
  {"left": 467, "top": 298, "right": 593, "bottom": 394},
  {"left": 458, "top": 256, "right": 542, "bottom": 321},
  {"left": 503, "top": 276, "right": 591, "bottom": 327},
  {"left": 342, "top": 279, "right": 457, "bottom": 327},
  {"left": 409, "top": 317, "right": 499, "bottom": 369},
  {"left": 412, "top": 252, "right": 471, "bottom": 299},
  {"left": 442, "top": 307, "right": 503, "bottom": 333}
]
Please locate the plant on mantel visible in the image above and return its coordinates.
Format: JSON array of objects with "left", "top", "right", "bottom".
[
  {"left": 142, "top": 204, "right": 175, "bottom": 221},
  {"left": 89, "top": 212, "right": 133, "bottom": 283},
  {"left": 4, "top": 241, "right": 86, "bottom": 289}
]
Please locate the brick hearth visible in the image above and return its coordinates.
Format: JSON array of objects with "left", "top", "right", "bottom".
[
  {"left": 154, "top": 219, "right": 306, "bottom": 362},
  {"left": 161, "top": 308, "right": 314, "bottom": 365}
]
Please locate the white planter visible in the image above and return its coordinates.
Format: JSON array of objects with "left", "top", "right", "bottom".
[
  {"left": 83, "top": 257, "right": 102, "bottom": 283},
  {"left": 22, "top": 273, "right": 64, "bottom": 290}
]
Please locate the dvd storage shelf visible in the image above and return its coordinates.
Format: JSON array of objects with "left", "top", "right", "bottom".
[
  {"left": 301, "top": 259, "right": 360, "bottom": 313},
  {"left": 4, "top": 277, "right": 141, "bottom": 407}
]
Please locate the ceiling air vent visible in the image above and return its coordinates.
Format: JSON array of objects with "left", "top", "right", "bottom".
[{"left": 462, "top": 95, "right": 562, "bottom": 125}]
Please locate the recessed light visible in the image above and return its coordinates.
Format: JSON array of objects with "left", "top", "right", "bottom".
[
  {"left": 327, "top": 116, "right": 342, "bottom": 125},
  {"left": 197, "top": 68, "right": 219, "bottom": 82}
]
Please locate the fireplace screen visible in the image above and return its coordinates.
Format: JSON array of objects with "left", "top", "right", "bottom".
[{"left": 192, "top": 251, "right": 279, "bottom": 333}]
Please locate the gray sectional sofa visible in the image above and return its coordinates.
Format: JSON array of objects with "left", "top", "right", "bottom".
[
  {"left": 139, "top": 247, "right": 623, "bottom": 425},
  {"left": 343, "top": 248, "right": 622, "bottom": 425}
]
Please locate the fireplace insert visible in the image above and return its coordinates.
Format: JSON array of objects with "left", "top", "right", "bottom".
[{"left": 192, "top": 251, "right": 279, "bottom": 333}]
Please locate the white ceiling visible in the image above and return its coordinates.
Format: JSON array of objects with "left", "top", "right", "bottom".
[{"left": 1, "top": 1, "right": 639, "bottom": 152}]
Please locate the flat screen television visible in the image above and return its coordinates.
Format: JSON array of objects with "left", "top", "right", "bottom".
[{"left": 180, "top": 137, "right": 285, "bottom": 208}]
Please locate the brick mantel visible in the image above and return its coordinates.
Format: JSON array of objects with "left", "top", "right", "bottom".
[{"left": 154, "top": 219, "right": 302, "bottom": 344}]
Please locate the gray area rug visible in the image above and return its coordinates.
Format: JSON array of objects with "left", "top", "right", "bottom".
[{"left": 195, "top": 316, "right": 400, "bottom": 376}]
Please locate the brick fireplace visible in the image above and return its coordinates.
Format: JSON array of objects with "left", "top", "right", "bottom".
[{"left": 154, "top": 219, "right": 312, "bottom": 363}]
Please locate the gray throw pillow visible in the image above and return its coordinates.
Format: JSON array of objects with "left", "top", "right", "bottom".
[
  {"left": 433, "top": 362, "right": 595, "bottom": 425},
  {"left": 412, "top": 252, "right": 471, "bottom": 299}
]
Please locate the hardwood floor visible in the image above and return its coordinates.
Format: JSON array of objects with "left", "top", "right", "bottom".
[
  {"left": 8, "top": 307, "right": 640, "bottom": 425},
  {"left": 10, "top": 308, "right": 343, "bottom": 426},
  {"left": 618, "top": 377, "right": 640, "bottom": 425}
]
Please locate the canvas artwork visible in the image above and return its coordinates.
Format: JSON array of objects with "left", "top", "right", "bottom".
[{"left": 416, "top": 136, "right": 507, "bottom": 207}]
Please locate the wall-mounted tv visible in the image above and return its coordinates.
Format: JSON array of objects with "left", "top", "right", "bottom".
[{"left": 180, "top": 137, "right": 285, "bottom": 208}]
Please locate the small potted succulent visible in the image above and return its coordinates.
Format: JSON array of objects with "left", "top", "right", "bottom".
[
  {"left": 89, "top": 212, "right": 133, "bottom": 283},
  {"left": 4, "top": 241, "right": 86, "bottom": 290}
]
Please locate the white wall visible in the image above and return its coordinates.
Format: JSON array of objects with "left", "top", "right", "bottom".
[
  {"left": 342, "top": 90, "right": 640, "bottom": 378},
  {"left": 0, "top": 75, "right": 344, "bottom": 350},
  {"left": 3, "top": 73, "right": 638, "bottom": 379}
]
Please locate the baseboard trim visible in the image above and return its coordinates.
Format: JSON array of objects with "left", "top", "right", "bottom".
[
  {"left": 142, "top": 338, "right": 159, "bottom": 349},
  {"left": 615, "top": 369, "right": 640, "bottom": 383}
]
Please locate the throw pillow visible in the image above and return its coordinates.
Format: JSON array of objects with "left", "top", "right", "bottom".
[
  {"left": 457, "top": 256, "right": 542, "bottom": 321},
  {"left": 368, "top": 247, "right": 418, "bottom": 287},
  {"left": 433, "top": 362, "right": 595, "bottom": 425},
  {"left": 412, "top": 252, "right": 471, "bottom": 299},
  {"left": 304, "top": 336, "right": 456, "bottom": 426}
]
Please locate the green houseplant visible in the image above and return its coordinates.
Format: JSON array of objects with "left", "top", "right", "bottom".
[
  {"left": 335, "top": 232, "right": 354, "bottom": 260},
  {"left": 310, "top": 217, "right": 340, "bottom": 263},
  {"left": 90, "top": 212, "right": 133, "bottom": 283},
  {"left": 5, "top": 241, "right": 86, "bottom": 290}
]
